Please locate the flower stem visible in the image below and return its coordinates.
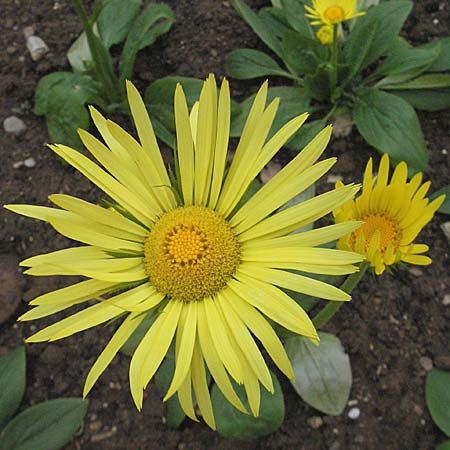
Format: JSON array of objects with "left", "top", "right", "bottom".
[
  {"left": 312, "top": 261, "right": 369, "bottom": 330},
  {"left": 329, "top": 24, "right": 339, "bottom": 94}
]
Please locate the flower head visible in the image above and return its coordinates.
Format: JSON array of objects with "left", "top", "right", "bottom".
[
  {"left": 305, "top": 0, "right": 365, "bottom": 26},
  {"left": 316, "top": 25, "right": 335, "bottom": 45},
  {"left": 6, "top": 75, "right": 363, "bottom": 429},
  {"left": 333, "top": 154, "right": 445, "bottom": 275}
]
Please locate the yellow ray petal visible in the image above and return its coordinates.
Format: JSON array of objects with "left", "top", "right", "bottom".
[
  {"left": 202, "top": 297, "right": 243, "bottom": 384},
  {"left": 208, "top": 78, "right": 231, "bottom": 210},
  {"left": 197, "top": 303, "right": 247, "bottom": 413},
  {"left": 164, "top": 301, "right": 198, "bottom": 401},
  {"left": 130, "top": 300, "right": 182, "bottom": 409},
  {"left": 83, "top": 312, "right": 145, "bottom": 397},
  {"left": 177, "top": 367, "right": 197, "bottom": 421},
  {"left": 223, "top": 289, "right": 293, "bottom": 379},
  {"left": 217, "top": 291, "right": 273, "bottom": 392},
  {"left": 174, "top": 84, "right": 195, "bottom": 205},
  {"left": 191, "top": 341, "right": 216, "bottom": 429},
  {"left": 229, "top": 277, "right": 319, "bottom": 343},
  {"left": 238, "top": 264, "right": 350, "bottom": 301}
]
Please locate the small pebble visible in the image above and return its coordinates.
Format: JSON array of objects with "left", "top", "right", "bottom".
[
  {"left": 443, "top": 294, "right": 450, "bottom": 306},
  {"left": 3, "top": 116, "right": 26, "bottom": 134},
  {"left": 327, "top": 174, "right": 343, "bottom": 184},
  {"left": 348, "top": 399, "right": 358, "bottom": 406},
  {"left": 408, "top": 267, "right": 424, "bottom": 277},
  {"left": 307, "top": 416, "right": 323, "bottom": 429},
  {"left": 23, "top": 157, "right": 36, "bottom": 168},
  {"left": 329, "top": 442, "right": 340, "bottom": 450},
  {"left": 433, "top": 18, "right": 439, "bottom": 25},
  {"left": 441, "top": 222, "right": 450, "bottom": 243},
  {"left": 419, "top": 356, "right": 433, "bottom": 371},
  {"left": 442, "top": 149, "right": 448, "bottom": 155},
  {"left": 348, "top": 407, "right": 360, "bottom": 420},
  {"left": 26, "top": 35, "right": 49, "bottom": 61},
  {"left": 23, "top": 26, "right": 34, "bottom": 39}
]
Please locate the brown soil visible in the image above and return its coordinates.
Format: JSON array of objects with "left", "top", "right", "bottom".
[{"left": 1, "top": 1, "right": 449, "bottom": 450}]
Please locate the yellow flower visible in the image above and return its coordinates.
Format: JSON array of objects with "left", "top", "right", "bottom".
[
  {"left": 5, "top": 75, "right": 363, "bottom": 429},
  {"left": 333, "top": 154, "right": 445, "bottom": 275},
  {"left": 305, "top": 0, "right": 365, "bottom": 26},
  {"left": 316, "top": 25, "right": 334, "bottom": 45}
]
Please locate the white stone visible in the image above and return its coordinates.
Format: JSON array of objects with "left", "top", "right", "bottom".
[
  {"left": 441, "top": 221, "right": 450, "bottom": 243},
  {"left": 3, "top": 116, "right": 26, "bottom": 134},
  {"left": 348, "top": 407, "right": 360, "bottom": 420},
  {"left": 26, "top": 36, "right": 49, "bottom": 61},
  {"left": 443, "top": 294, "right": 450, "bottom": 306},
  {"left": 23, "top": 157, "right": 36, "bottom": 168}
]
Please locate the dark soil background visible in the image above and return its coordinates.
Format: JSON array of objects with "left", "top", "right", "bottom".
[{"left": 1, "top": 1, "right": 449, "bottom": 449}]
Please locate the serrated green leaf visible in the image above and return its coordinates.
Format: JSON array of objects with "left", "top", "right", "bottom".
[
  {"left": 285, "top": 332, "right": 352, "bottom": 415},
  {"left": 430, "top": 185, "right": 450, "bottom": 215},
  {"left": 0, "top": 398, "right": 88, "bottom": 450},
  {"left": 390, "top": 88, "right": 450, "bottom": 112},
  {"left": 344, "top": 1, "right": 413, "bottom": 81},
  {"left": 426, "top": 369, "right": 450, "bottom": 437},
  {"left": 353, "top": 87, "right": 428, "bottom": 171},
  {"left": 0, "top": 347, "right": 26, "bottom": 429},
  {"left": 230, "top": 86, "right": 311, "bottom": 138},
  {"left": 375, "top": 45, "right": 440, "bottom": 87},
  {"left": 119, "top": 3, "right": 175, "bottom": 83},
  {"left": 225, "top": 49, "right": 295, "bottom": 80},
  {"left": 212, "top": 371, "right": 284, "bottom": 439},
  {"left": 231, "top": 0, "right": 284, "bottom": 59}
]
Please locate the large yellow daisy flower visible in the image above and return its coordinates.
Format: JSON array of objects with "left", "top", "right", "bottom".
[
  {"left": 305, "top": 0, "right": 365, "bottom": 26},
  {"left": 333, "top": 154, "right": 445, "bottom": 275},
  {"left": 6, "top": 75, "right": 363, "bottom": 429}
]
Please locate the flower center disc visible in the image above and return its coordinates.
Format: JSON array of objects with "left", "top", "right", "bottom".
[
  {"left": 350, "top": 213, "right": 401, "bottom": 252},
  {"left": 144, "top": 205, "right": 240, "bottom": 302},
  {"left": 324, "top": 6, "right": 345, "bottom": 23}
]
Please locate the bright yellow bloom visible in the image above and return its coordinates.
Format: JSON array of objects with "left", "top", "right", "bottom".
[
  {"left": 333, "top": 154, "right": 445, "bottom": 275},
  {"left": 305, "top": 0, "right": 365, "bottom": 26},
  {"left": 316, "top": 25, "right": 334, "bottom": 45},
  {"left": 6, "top": 75, "right": 363, "bottom": 429}
]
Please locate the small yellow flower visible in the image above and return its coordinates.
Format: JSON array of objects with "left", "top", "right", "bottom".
[
  {"left": 6, "top": 75, "right": 363, "bottom": 429},
  {"left": 333, "top": 154, "right": 445, "bottom": 275},
  {"left": 316, "top": 25, "right": 334, "bottom": 45},
  {"left": 305, "top": 0, "right": 365, "bottom": 26}
]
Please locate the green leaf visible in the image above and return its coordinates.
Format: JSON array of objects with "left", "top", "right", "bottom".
[
  {"left": 344, "top": 1, "right": 413, "bottom": 81},
  {"left": 212, "top": 371, "right": 284, "bottom": 439},
  {"left": 281, "top": 31, "right": 328, "bottom": 77},
  {"left": 280, "top": 0, "right": 314, "bottom": 37},
  {"left": 120, "top": 310, "right": 156, "bottom": 356},
  {"left": 0, "top": 398, "right": 89, "bottom": 450},
  {"left": 390, "top": 88, "right": 450, "bottom": 112},
  {"left": 231, "top": 0, "right": 284, "bottom": 59},
  {"left": 426, "top": 369, "right": 450, "bottom": 437},
  {"left": 258, "top": 7, "right": 290, "bottom": 41},
  {"left": 230, "top": 86, "right": 311, "bottom": 138},
  {"left": 285, "top": 118, "right": 327, "bottom": 151},
  {"left": 430, "top": 185, "right": 450, "bottom": 215},
  {"left": 0, "top": 347, "right": 26, "bottom": 429},
  {"left": 119, "top": 3, "right": 175, "bottom": 83},
  {"left": 97, "top": 0, "right": 142, "bottom": 47},
  {"left": 375, "top": 45, "right": 441, "bottom": 87},
  {"left": 145, "top": 76, "right": 204, "bottom": 132},
  {"left": 67, "top": 23, "right": 100, "bottom": 73},
  {"left": 353, "top": 87, "right": 428, "bottom": 171},
  {"left": 154, "top": 355, "right": 185, "bottom": 429},
  {"left": 225, "top": 49, "right": 295, "bottom": 80},
  {"left": 285, "top": 332, "right": 352, "bottom": 415},
  {"left": 421, "top": 37, "right": 450, "bottom": 72},
  {"left": 382, "top": 73, "right": 450, "bottom": 90},
  {"left": 436, "top": 441, "right": 450, "bottom": 450},
  {"left": 34, "top": 72, "right": 97, "bottom": 149}
]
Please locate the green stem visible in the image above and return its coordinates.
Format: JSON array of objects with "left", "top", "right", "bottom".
[
  {"left": 71, "top": 0, "right": 121, "bottom": 104},
  {"left": 329, "top": 24, "right": 339, "bottom": 94},
  {"left": 312, "top": 261, "right": 369, "bottom": 329}
]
